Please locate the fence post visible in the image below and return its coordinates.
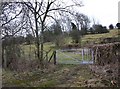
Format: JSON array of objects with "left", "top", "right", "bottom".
[
  {"left": 82, "top": 48, "right": 84, "bottom": 61},
  {"left": 87, "top": 49, "right": 89, "bottom": 61},
  {"left": 46, "top": 52, "right": 48, "bottom": 62},
  {"left": 91, "top": 49, "right": 94, "bottom": 63},
  {"left": 53, "top": 50, "right": 56, "bottom": 65}
]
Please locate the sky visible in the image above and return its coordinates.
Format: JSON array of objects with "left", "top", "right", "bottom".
[
  {"left": 77, "top": 0, "right": 120, "bottom": 27},
  {"left": 1, "top": 0, "right": 119, "bottom": 28}
]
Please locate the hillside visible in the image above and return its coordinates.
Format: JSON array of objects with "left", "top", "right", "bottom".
[{"left": 81, "top": 29, "right": 119, "bottom": 46}]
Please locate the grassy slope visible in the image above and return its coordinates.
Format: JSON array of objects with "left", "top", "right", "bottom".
[
  {"left": 22, "top": 29, "right": 119, "bottom": 52},
  {"left": 81, "top": 29, "right": 119, "bottom": 45},
  {"left": 56, "top": 29, "right": 119, "bottom": 46},
  {"left": 20, "top": 29, "right": 119, "bottom": 61}
]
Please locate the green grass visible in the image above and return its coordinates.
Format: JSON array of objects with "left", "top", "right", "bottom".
[
  {"left": 22, "top": 42, "right": 55, "bottom": 53},
  {"left": 43, "top": 42, "right": 55, "bottom": 50},
  {"left": 19, "top": 29, "right": 119, "bottom": 62},
  {"left": 57, "top": 51, "right": 92, "bottom": 64},
  {"left": 20, "top": 42, "right": 55, "bottom": 60},
  {"left": 81, "top": 29, "right": 119, "bottom": 45},
  {"left": 20, "top": 42, "right": 92, "bottom": 63},
  {"left": 56, "top": 29, "right": 119, "bottom": 63},
  {"left": 54, "top": 29, "right": 119, "bottom": 46}
]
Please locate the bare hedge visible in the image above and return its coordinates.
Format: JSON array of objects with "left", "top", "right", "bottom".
[{"left": 92, "top": 42, "right": 120, "bottom": 65}]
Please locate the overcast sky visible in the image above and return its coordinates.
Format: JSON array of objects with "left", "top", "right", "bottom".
[
  {"left": 77, "top": 0, "right": 119, "bottom": 27},
  {"left": 1, "top": 0, "right": 119, "bottom": 27}
]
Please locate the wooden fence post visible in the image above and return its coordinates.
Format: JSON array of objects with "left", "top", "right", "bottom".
[
  {"left": 91, "top": 49, "right": 94, "bottom": 63},
  {"left": 87, "top": 49, "right": 88, "bottom": 60},
  {"left": 82, "top": 48, "right": 84, "bottom": 61},
  {"left": 53, "top": 50, "right": 56, "bottom": 65}
]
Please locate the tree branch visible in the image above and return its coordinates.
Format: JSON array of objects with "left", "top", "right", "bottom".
[{"left": 1, "top": 9, "right": 22, "bottom": 26}]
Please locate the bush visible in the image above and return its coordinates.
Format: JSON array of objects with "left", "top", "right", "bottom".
[
  {"left": 92, "top": 24, "right": 109, "bottom": 34},
  {"left": 116, "top": 23, "right": 120, "bottom": 29},
  {"left": 109, "top": 24, "right": 114, "bottom": 29}
]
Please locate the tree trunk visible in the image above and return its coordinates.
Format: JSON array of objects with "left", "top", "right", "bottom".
[
  {"left": 79, "top": 36, "right": 81, "bottom": 47},
  {"left": 2, "top": 44, "right": 4, "bottom": 68},
  {"left": 34, "top": 13, "right": 40, "bottom": 61},
  {"left": 0, "top": 48, "right": 1, "bottom": 68},
  {"left": 40, "top": 23, "right": 44, "bottom": 67},
  {"left": 3, "top": 47, "right": 7, "bottom": 69}
]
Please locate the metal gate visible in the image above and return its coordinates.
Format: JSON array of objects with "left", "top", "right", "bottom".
[{"left": 56, "top": 48, "right": 94, "bottom": 64}]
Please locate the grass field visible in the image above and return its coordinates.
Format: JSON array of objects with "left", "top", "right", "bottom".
[
  {"left": 20, "top": 43, "right": 92, "bottom": 64},
  {"left": 56, "top": 50, "right": 92, "bottom": 64},
  {"left": 81, "top": 29, "right": 119, "bottom": 45},
  {"left": 20, "top": 42, "right": 55, "bottom": 60},
  {"left": 51, "top": 29, "right": 119, "bottom": 46},
  {"left": 19, "top": 29, "right": 119, "bottom": 62}
]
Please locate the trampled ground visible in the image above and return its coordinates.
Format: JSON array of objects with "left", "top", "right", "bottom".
[{"left": 2, "top": 64, "right": 110, "bottom": 87}]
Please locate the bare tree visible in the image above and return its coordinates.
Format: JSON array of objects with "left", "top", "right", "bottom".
[
  {"left": 75, "top": 13, "right": 90, "bottom": 35},
  {"left": 0, "top": 2, "right": 29, "bottom": 68},
  {"left": 0, "top": 2, "right": 3, "bottom": 68},
  {"left": 22, "top": 0, "right": 83, "bottom": 67},
  {"left": 1, "top": 0, "right": 84, "bottom": 68},
  {"left": 50, "top": 21, "right": 63, "bottom": 47}
]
